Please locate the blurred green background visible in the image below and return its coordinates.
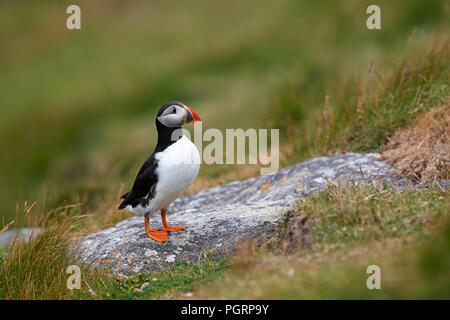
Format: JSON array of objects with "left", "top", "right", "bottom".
[{"left": 0, "top": 0, "right": 448, "bottom": 223}]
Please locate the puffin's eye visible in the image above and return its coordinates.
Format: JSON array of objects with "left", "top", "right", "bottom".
[{"left": 172, "top": 108, "right": 177, "bottom": 114}]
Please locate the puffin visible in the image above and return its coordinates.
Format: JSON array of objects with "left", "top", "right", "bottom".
[{"left": 118, "top": 101, "right": 201, "bottom": 243}]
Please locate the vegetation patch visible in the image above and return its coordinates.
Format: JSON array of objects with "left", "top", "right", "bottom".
[
  {"left": 382, "top": 105, "right": 449, "bottom": 182},
  {"left": 91, "top": 256, "right": 229, "bottom": 300},
  {"left": 270, "top": 40, "right": 449, "bottom": 166},
  {"left": 0, "top": 209, "right": 229, "bottom": 299},
  {"left": 0, "top": 214, "right": 95, "bottom": 299},
  {"left": 190, "top": 184, "right": 449, "bottom": 299},
  {"left": 289, "top": 182, "right": 447, "bottom": 251}
]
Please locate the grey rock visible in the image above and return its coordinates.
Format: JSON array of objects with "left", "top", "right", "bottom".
[
  {"left": 76, "top": 153, "right": 404, "bottom": 275},
  {"left": 0, "top": 228, "right": 41, "bottom": 248}
]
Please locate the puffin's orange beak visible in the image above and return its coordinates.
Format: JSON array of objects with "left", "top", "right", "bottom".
[{"left": 185, "top": 106, "right": 201, "bottom": 123}]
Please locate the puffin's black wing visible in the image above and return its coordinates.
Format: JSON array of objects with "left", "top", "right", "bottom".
[{"left": 118, "top": 155, "right": 159, "bottom": 210}]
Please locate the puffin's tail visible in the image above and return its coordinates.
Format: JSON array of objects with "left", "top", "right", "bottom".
[
  {"left": 118, "top": 191, "right": 131, "bottom": 210},
  {"left": 117, "top": 201, "right": 127, "bottom": 210}
]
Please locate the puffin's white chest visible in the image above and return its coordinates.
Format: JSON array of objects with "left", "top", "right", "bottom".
[{"left": 152, "top": 135, "right": 200, "bottom": 211}]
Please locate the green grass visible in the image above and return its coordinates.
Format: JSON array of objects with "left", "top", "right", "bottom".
[
  {"left": 191, "top": 184, "right": 449, "bottom": 299},
  {"left": 0, "top": 214, "right": 90, "bottom": 299},
  {"left": 303, "top": 182, "right": 448, "bottom": 251},
  {"left": 85, "top": 256, "right": 229, "bottom": 300},
  {"left": 270, "top": 40, "right": 449, "bottom": 167},
  {"left": 2, "top": 182, "right": 446, "bottom": 299},
  {"left": 0, "top": 206, "right": 229, "bottom": 299}
]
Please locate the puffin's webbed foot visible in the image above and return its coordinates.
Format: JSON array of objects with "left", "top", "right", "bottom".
[
  {"left": 161, "top": 209, "right": 187, "bottom": 233},
  {"left": 163, "top": 225, "right": 187, "bottom": 232},
  {"left": 145, "top": 217, "right": 169, "bottom": 242},
  {"left": 147, "top": 228, "right": 169, "bottom": 242}
]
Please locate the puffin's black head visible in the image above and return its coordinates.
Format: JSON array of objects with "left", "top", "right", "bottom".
[{"left": 156, "top": 101, "right": 201, "bottom": 128}]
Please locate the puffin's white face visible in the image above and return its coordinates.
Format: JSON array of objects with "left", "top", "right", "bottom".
[
  {"left": 157, "top": 102, "right": 201, "bottom": 128},
  {"left": 157, "top": 104, "right": 187, "bottom": 128}
]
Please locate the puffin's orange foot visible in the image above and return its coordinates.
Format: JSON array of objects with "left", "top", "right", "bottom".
[
  {"left": 163, "top": 225, "right": 188, "bottom": 232},
  {"left": 146, "top": 228, "right": 169, "bottom": 242}
]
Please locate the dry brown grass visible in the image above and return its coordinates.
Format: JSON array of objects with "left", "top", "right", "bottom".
[
  {"left": 382, "top": 105, "right": 450, "bottom": 182},
  {"left": 0, "top": 210, "right": 97, "bottom": 299}
]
